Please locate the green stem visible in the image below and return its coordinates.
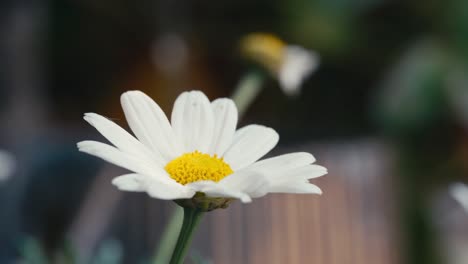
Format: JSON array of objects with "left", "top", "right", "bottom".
[
  {"left": 231, "top": 69, "right": 266, "bottom": 118},
  {"left": 169, "top": 207, "right": 204, "bottom": 264},
  {"left": 153, "top": 206, "right": 184, "bottom": 264}
]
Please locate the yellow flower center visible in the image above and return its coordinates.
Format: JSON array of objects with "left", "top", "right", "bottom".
[
  {"left": 240, "top": 33, "right": 286, "bottom": 73},
  {"left": 165, "top": 151, "right": 234, "bottom": 185}
]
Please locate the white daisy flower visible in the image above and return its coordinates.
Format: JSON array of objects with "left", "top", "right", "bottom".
[
  {"left": 240, "top": 33, "right": 320, "bottom": 96},
  {"left": 78, "top": 90, "right": 326, "bottom": 209}
]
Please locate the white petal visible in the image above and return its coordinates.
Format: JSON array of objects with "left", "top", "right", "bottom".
[
  {"left": 209, "top": 98, "right": 238, "bottom": 156},
  {"left": 278, "top": 45, "right": 319, "bottom": 96},
  {"left": 248, "top": 152, "right": 315, "bottom": 172},
  {"left": 144, "top": 176, "right": 196, "bottom": 200},
  {"left": 247, "top": 152, "right": 327, "bottom": 181},
  {"left": 83, "top": 113, "right": 165, "bottom": 166},
  {"left": 268, "top": 181, "right": 322, "bottom": 194},
  {"left": 187, "top": 181, "right": 252, "bottom": 203},
  {"left": 112, "top": 174, "right": 145, "bottom": 192},
  {"left": 223, "top": 125, "right": 279, "bottom": 170},
  {"left": 285, "top": 165, "right": 327, "bottom": 180},
  {"left": 220, "top": 170, "right": 268, "bottom": 197},
  {"left": 111, "top": 171, "right": 195, "bottom": 199},
  {"left": 120, "top": 91, "right": 183, "bottom": 161},
  {"left": 77, "top": 140, "right": 160, "bottom": 177},
  {"left": 192, "top": 169, "right": 269, "bottom": 200},
  {"left": 171, "top": 91, "right": 215, "bottom": 153}
]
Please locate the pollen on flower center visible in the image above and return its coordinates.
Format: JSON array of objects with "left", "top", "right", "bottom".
[{"left": 165, "top": 151, "right": 234, "bottom": 185}]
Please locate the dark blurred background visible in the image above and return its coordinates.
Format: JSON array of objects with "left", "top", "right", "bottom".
[{"left": 1, "top": 0, "right": 468, "bottom": 263}]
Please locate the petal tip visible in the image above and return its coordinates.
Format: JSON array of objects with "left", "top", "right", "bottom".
[
  {"left": 307, "top": 153, "right": 316, "bottom": 163},
  {"left": 312, "top": 185, "right": 323, "bottom": 195},
  {"left": 76, "top": 141, "right": 90, "bottom": 150},
  {"left": 83, "top": 113, "right": 94, "bottom": 122},
  {"left": 120, "top": 90, "right": 147, "bottom": 102},
  {"left": 189, "top": 90, "right": 210, "bottom": 102},
  {"left": 212, "top": 97, "right": 236, "bottom": 109},
  {"left": 188, "top": 90, "right": 205, "bottom": 96},
  {"left": 240, "top": 195, "right": 252, "bottom": 203}
]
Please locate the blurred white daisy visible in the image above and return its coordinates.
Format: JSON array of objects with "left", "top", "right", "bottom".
[
  {"left": 0, "top": 150, "right": 15, "bottom": 181},
  {"left": 241, "top": 33, "right": 320, "bottom": 96},
  {"left": 78, "top": 91, "right": 326, "bottom": 208}
]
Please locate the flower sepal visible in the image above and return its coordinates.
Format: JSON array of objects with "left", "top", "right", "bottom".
[{"left": 174, "top": 192, "right": 234, "bottom": 212}]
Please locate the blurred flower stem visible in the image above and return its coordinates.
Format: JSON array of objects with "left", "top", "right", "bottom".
[
  {"left": 152, "top": 69, "right": 266, "bottom": 264},
  {"left": 230, "top": 69, "right": 266, "bottom": 117},
  {"left": 169, "top": 207, "right": 204, "bottom": 264}
]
